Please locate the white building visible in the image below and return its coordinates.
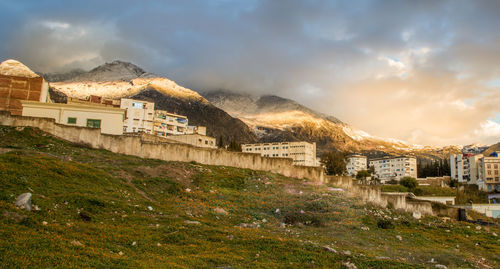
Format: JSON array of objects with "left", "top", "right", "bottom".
[
  {"left": 120, "top": 98, "right": 154, "bottom": 134},
  {"left": 242, "top": 141, "right": 317, "bottom": 166},
  {"left": 450, "top": 154, "right": 474, "bottom": 183},
  {"left": 21, "top": 100, "right": 125, "bottom": 135},
  {"left": 346, "top": 154, "right": 367, "bottom": 176},
  {"left": 369, "top": 156, "right": 417, "bottom": 182}
]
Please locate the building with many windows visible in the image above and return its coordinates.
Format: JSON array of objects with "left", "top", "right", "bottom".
[
  {"left": 120, "top": 98, "right": 154, "bottom": 134},
  {"left": 369, "top": 156, "right": 417, "bottom": 182},
  {"left": 20, "top": 100, "right": 125, "bottom": 135},
  {"left": 346, "top": 154, "right": 367, "bottom": 176},
  {"left": 450, "top": 153, "right": 475, "bottom": 183},
  {"left": 153, "top": 110, "right": 189, "bottom": 136},
  {"left": 241, "top": 141, "right": 317, "bottom": 166},
  {"left": 478, "top": 155, "right": 500, "bottom": 192}
]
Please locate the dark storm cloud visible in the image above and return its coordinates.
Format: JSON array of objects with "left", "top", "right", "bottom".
[{"left": 0, "top": 0, "right": 499, "bottom": 145}]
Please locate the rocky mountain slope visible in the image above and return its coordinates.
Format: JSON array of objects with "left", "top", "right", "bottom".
[
  {"left": 44, "top": 62, "right": 257, "bottom": 144},
  {"left": 203, "top": 90, "right": 460, "bottom": 158}
]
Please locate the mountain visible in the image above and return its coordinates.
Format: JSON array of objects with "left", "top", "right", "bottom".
[
  {"left": 203, "top": 90, "right": 460, "bottom": 158},
  {"left": 482, "top": 142, "right": 500, "bottom": 157},
  {"left": 44, "top": 61, "right": 257, "bottom": 144}
]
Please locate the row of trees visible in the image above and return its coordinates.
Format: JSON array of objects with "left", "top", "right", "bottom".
[
  {"left": 417, "top": 159, "right": 450, "bottom": 178},
  {"left": 217, "top": 136, "right": 242, "bottom": 151}
]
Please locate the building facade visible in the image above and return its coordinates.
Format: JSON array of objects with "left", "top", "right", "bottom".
[
  {"left": 167, "top": 134, "right": 217, "bottom": 149},
  {"left": 153, "top": 110, "right": 189, "bottom": 136},
  {"left": 346, "top": 154, "right": 367, "bottom": 176},
  {"left": 450, "top": 154, "right": 475, "bottom": 183},
  {"left": 241, "top": 141, "right": 317, "bottom": 166},
  {"left": 369, "top": 156, "right": 417, "bottom": 182},
  {"left": 21, "top": 100, "right": 125, "bottom": 135},
  {"left": 0, "top": 60, "right": 49, "bottom": 116},
  {"left": 120, "top": 98, "right": 154, "bottom": 134},
  {"left": 478, "top": 156, "right": 500, "bottom": 192}
]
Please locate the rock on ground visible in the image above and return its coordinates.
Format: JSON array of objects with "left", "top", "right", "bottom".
[
  {"left": 343, "top": 261, "right": 357, "bottom": 269},
  {"left": 15, "top": 193, "right": 32, "bottom": 211}
]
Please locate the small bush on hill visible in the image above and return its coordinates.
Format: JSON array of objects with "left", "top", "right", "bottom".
[{"left": 377, "top": 219, "right": 395, "bottom": 229}]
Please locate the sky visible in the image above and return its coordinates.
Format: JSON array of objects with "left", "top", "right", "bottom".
[{"left": 0, "top": 0, "right": 499, "bottom": 147}]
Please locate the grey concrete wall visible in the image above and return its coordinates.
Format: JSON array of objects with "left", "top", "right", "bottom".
[
  {"left": 325, "top": 175, "right": 435, "bottom": 216},
  {"left": 0, "top": 112, "right": 324, "bottom": 182}
]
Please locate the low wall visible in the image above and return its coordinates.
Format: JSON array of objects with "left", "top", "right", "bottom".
[
  {"left": 0, "top": 112, "right": 324, "bottom": 182},
  {"left": 325, "top": 175, "right": 435, "bottom": 216}
]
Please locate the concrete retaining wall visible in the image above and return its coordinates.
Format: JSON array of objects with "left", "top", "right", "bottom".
[
  {"left": 325, "top": 175, "right": 435, "bottom": 216},
  {"left": 0, "top": 112, "right": 324, "bottom": 182}
]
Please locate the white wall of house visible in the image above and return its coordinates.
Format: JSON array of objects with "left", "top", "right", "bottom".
[
  {"left": 167, "top": 134, "right": 217, "bottom": 149},
  {"left": 369, "top": 156, "right": 417, "bottom": 181},
  {"left": 242, "top": 141, "right": 317, "bottom": 166},
  {"left": 346, "top": 155, "right": 367, "bottom": 176},
  {"left": 120, "top": 98, "right": 154, "bottom": 134},
  {"left": 21, "top": 101, "right": 125, "bottom": 135}
]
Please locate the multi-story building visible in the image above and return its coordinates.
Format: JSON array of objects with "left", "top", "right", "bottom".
[
  {"left": 0, "top": 59, "right": 49, "bottom": 116},
  {"left": 167, "top": 134, "right": 217, "bottom": 149},
  {"left": 450, "top": 154, "right": 474, "bottom": 183},
  {"left": 153, "top": 110, "right": 189, "bottom": 136},
  {"left": 120, "top": 98, "right": 154, "bottom": 134},
  {"left": 21, "top": 100, "right": 125, "bottom": 135},
  {"left": 346, "top": 154, "right": 367, "bottom": 176},
  {"left": 369, "top": 156, "right": 417, "bottom": 182},
  {"left": 241, "top": 141, "right": 317, "bottom": 166},
  {"left": 478, "top": 155, "right": 500, "bottom": 192}
]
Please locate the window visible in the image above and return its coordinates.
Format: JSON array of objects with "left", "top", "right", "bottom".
[
  {"left": 67, "top": 117, "right": 77, "bottom": 124},
  {"left": 86, "top": 119, "right": 101, "bottom": 129},
  {"left": 132, "top": 102, "right": 144, "bottom": 109}
]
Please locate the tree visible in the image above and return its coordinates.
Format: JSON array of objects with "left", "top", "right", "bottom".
[
  {"left": 320, "top": 151, "right": 347, "bottom": 176},
  {"left": 217, "top": 135, "right": 225, "bottom": 148},
  {"left": 356, "top": 170, "right": 371, "bottom": 184},
  {"left": 227, "top": 140, "right": 241, "bottom": 152},
  {"left": 399, "top": 177, "right": 418, "bottom": 190}
]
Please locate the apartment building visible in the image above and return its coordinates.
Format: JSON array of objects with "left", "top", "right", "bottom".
[
  {"left": 478, "top": 155, "right": 500, "bottom": 192},
  {"left": 369, "top": 156, "right": 417, "bottom": 182},
  {"left": 167, "top": 134, "right": 217, "bottom": 149},
  {"left": 153, "top": 110, "right": 189, "bottom": 136},
  {"left": 241, "top": 141, "right": 317, "bottom": 166},
  {"left": 21, "top": 100, "right": 125, "bottom": 135},
  {"left": 120, "top": 98, "right": 154, "bottom": 134},
  {"left": 346, "top": 154, "right": 367, "bottom": 176},
  {"left": 450, "top": 154, "right": 474, "bottom": 183}
]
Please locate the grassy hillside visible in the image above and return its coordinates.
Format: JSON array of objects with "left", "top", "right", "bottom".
[{"left": 0, "top": 126, "right": 499, "bottom": 268}]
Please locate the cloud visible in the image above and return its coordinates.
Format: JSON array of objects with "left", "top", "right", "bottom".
[{"left": 0, "top": 0, "right": 499, "bottom": 146}]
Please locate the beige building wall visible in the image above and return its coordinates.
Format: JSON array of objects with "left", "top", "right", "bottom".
[
  {"left": 120, "top": 98, "right": 154, "bottom": 134},
  {"left": 242, "top": 141, "right": 317, "bottom": 166},
  {"left": 167, "top": 134, "right": 217, "bottom": 149},
  {"left": 153, "top": 110, "right": 188, "bottom": 136},
  {"left": 479, "top": 156, "right": 500, "bottom": 192},
  {"left": 21, "top": 101, "right": 125, "bottom": 135}
]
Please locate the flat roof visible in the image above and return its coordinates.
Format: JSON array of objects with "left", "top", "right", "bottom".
[{"left": 21, "top": 100, "right": 126, "bottom": 113}]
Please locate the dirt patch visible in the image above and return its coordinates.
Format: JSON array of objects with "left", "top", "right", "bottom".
[
  {"left": 135, "top": 163, "right": 195, "bottom": 185},
  {"left": 0, "top": 148, "right": 13, "bottom": 154},
  {"left": 115, "top": 170, "right": 154, "bottom": 202}
]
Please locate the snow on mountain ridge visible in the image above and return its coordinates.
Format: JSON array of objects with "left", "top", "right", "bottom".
[{"left": 0, "top": 59, "right": 39, "bottom": 78}]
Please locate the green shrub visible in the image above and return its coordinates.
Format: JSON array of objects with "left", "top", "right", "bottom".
[
  {"left": 283, "top": 211, "right": 325, "bottom": 227},
  {"left": 399, "top": 177, "right": 418, "bottom": 190},
  {"left": 377, "top": 219, "right": 395, "bottom": 229},
  {"left": 381, "top": 185, "right": 408, "bottom": 192}
]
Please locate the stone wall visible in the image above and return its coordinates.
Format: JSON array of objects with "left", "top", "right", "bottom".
[{"left": 0, "top": 112, "right": 324, "bottom": 182}]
